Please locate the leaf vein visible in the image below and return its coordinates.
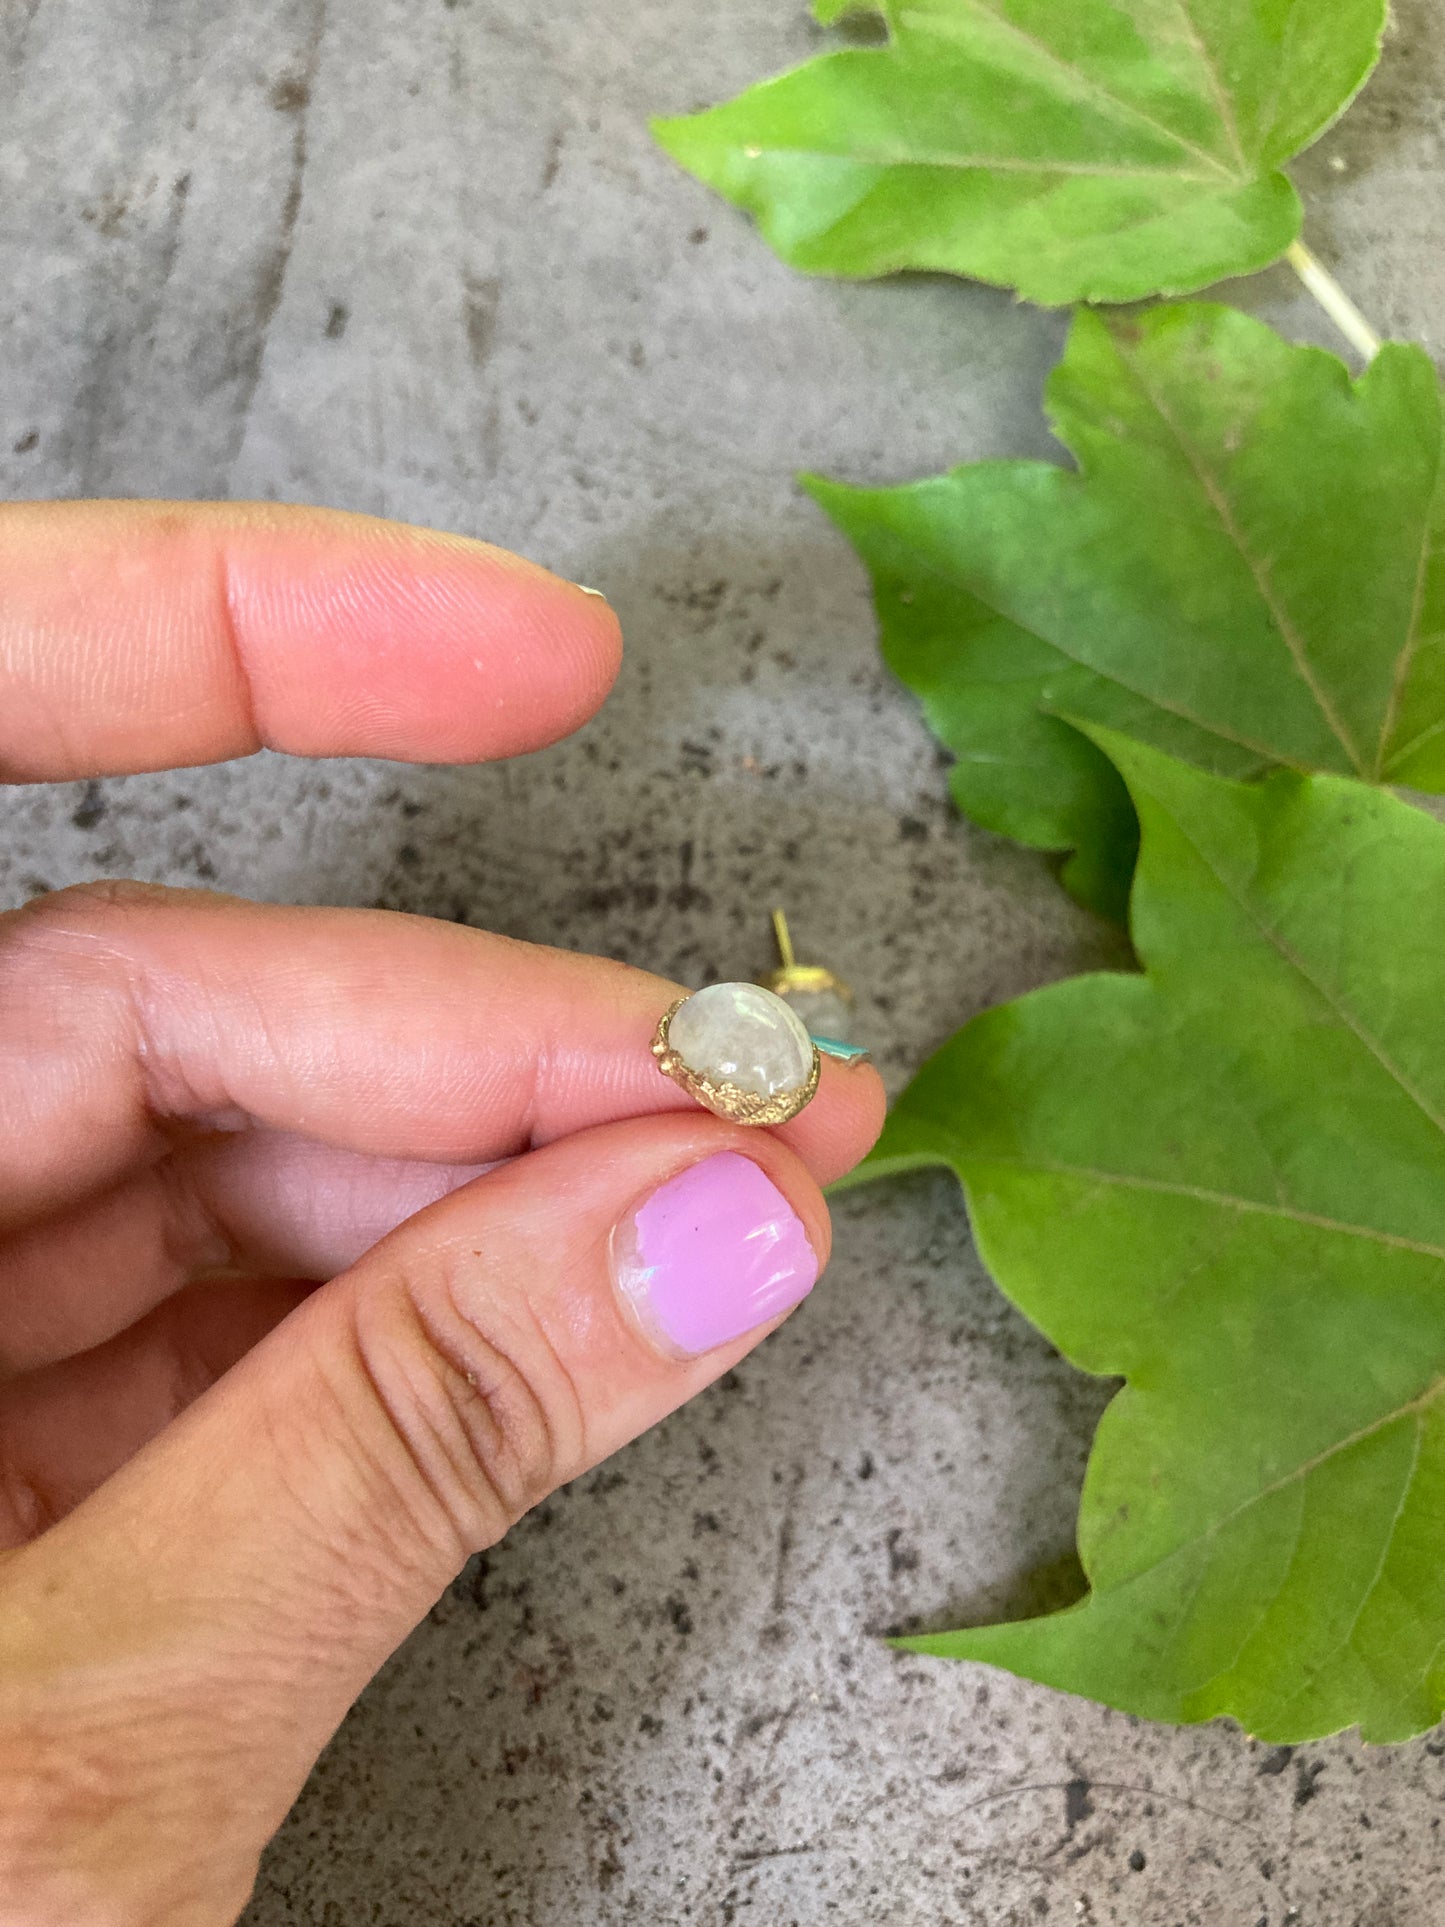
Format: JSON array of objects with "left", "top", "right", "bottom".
[
  {"left": 878, "top": 520, "right": 1299, "bottom": 770},
  {"left": 1094, "top": 1385, "right": 1444, "bottom": 1619},
  {"left": 1231, "top": 1412, "right": 1425, "bottom": 1728},
  {"left": 1143, "top": 787, "right": 1445, "bottom": 1139},
  {"left": 748, "top": 147, "right": 1224, "bottom": 182},
  {"left": 1377, "top": 510, "right": 1443, "bottom": 779},
  {"left": 967, "top": 1155, "right": 1445, "bottom": 1260},
  {"left": 903, "top": 0, "right": 1242, "bottom": 182},
  {"left": 1108, "top": 332, "right": 1371, "bottom": 777},
  {"left": 1383, "top": 707, "right": 1445, "bottom": 779},
  {"left": 1172, "top": 0, "right": 1248, "bottom": 174}
]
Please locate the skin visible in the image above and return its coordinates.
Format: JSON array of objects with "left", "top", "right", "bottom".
[{"left": 0, "top": 502, "right": 886, "bottom": 1925}]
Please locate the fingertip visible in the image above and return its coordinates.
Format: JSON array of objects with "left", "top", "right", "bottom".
[
  {"left": 514, "top": 571, "right": 624, "bottom": 752},
  {"left": 225, "top": 513, "right": 624, "bottom": 763},
  {"left": 777, "top": 1056, "right": 888, "bottom": 1188}
]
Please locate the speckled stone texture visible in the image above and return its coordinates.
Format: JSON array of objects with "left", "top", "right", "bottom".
[{"left": 4, "top": 3, "right": 1445, "bottom": 1922}]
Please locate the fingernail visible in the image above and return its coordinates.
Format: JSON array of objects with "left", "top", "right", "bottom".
[
  {"left": 574, "top": 583, "right": 610, "bottom": 601},
  {"left": 612, "top": 1152, "right": 820, "bottom": 1359}
]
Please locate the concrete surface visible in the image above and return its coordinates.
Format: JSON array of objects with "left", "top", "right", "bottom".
[{"left": 3, "top": 2, "right": 1445, "bottom": 1921}]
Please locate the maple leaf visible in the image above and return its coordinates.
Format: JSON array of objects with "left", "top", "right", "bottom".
[
  {"left": 654, "top": 0, "right": 1387, "bottom": 305},
  {"left": 851, "top": 736, "right": 1445, "bottom": 1743},
  {"left": 809, "top": 303, "right": 1445, "bottom": 920}
]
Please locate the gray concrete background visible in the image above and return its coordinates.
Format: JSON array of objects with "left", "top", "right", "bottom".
[{"left": 3, "top": 2, "right": 1445, "bottom": 1921}]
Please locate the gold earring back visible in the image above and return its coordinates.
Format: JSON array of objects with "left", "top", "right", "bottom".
[{"left": 760, "top": 909, "right": 861, "bottom": 1053}]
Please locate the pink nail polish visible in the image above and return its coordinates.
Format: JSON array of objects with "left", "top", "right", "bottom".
[{"left": 612, "top": 1152, "right": 820, "bottom": 1359}]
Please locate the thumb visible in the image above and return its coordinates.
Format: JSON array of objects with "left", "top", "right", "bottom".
[{"left": 1, "top": 1114, "right": 829, "bottom": 1923}]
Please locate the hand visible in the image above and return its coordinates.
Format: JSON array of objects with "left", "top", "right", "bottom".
[{"left": 0, "top": 502, "right": 884, "bottom": 1925}]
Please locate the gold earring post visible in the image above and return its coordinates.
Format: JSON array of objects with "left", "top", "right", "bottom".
[
  {"left": 760, "top": 909, "right": 869, "bottom": 1061},
  {"left": 765, "top": 907, "right": 848, "bottom": 1001},
  {"left": 772, "top": 908, "right": 796, "bottom": 975}
]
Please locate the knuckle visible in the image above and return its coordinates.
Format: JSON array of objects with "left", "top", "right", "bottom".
[
  {"left": 350, "top": 1241, "right": 587, "bottom": 1555},
  {"left": 8, "top": 878, "right": 175, "bottom": 933},
  {"left": 2, "top": 880, "right": 232, "bottom": 959},
  {"left": 0, "top": 1452, "right": 54, "bottom": 1544},
  {"left": 0, "top": 884, "right": 243, "bottom": 1124},
  {"left": 0, "top": 881, "right": 179, "bottom": 985}
]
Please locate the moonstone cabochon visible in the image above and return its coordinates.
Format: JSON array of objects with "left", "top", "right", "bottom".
[{"left": 667, "top": 982, "right": 816, "bottom": 1099}]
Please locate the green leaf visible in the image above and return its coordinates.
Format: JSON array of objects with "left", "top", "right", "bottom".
[
  {"left": 653, "top": 0, "right": 1387, "bottom": 305},
  {"left": 859, "top": 736, "right": 1445, "bottom": 1743},
  {"left": 812, "top": 0, "right": 884, "bottom": 22},
  {"left": 808, "top": 303, "right": 1445, "bottom": 921}
]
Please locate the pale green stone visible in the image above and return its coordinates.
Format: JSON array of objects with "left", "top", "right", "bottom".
[{"left": 669, "top": 982, "right": 814, "bottom": 1098}]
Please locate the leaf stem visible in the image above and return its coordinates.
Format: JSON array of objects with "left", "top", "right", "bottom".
[{"left": 1285, "top": 241, "right": 1382, "bottom": 363}]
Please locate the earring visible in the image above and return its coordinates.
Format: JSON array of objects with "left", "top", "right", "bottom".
[
  {"left": 649, "top": 910, "right": 870, "bottom": 1124},
  {"left": 761, "top": 910, "right": 868, "bottom": 1062}
]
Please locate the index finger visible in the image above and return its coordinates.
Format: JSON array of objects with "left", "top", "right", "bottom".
[
  {"left": 0, "top": 885, "right": 886, "bottom": 1229},
  {"left": 0, "top": 500, "right": 621, "bottom": 781}
]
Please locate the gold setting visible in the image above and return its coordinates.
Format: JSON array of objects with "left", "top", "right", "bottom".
[
  {"left": 651, "top": 996, "right": 822, "bottom": 1126},
  {"left": 761, "top": 908, "right": 854, "bottom": 1015}
]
